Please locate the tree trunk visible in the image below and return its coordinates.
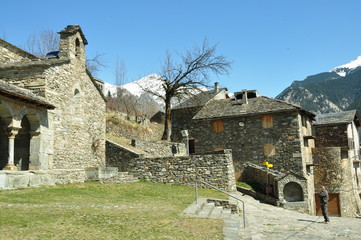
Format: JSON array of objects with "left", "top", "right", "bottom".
[{"left": 161, "top": 97, "right": 172, "bottom": 140}]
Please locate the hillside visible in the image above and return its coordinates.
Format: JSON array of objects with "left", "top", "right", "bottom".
[
  {"left": 276, "top": 57, "right": 361, "bottom": 114},
  {"left": 106, "top": 111, "right": 164, "bottom": 148}
]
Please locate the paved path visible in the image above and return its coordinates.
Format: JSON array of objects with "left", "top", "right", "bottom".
[{"left": 232, "top": 192, "right": 361, "bottom": 240}]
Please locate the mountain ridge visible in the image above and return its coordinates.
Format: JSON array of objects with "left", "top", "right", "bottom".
[{"left": 276, "top": 56, "right": 361, "bottom": 114}]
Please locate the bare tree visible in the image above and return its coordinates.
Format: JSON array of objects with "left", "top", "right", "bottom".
[
  {"left": 23, "top": 29, "right": 59, "bottom": 57},
  {"left": 86, "top": 53, "right": 106, "bottom": 76},
  {"left": 145, "top": 39, "right": 232, "bottom": 140}
]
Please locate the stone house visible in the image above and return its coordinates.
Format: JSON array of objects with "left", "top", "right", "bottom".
[
  {"left": 313, "top": 110, "right": 361, "bottom": 217},
  {"left": 171, "top": 82, "right": 229, "bottom": 148},
  {"left": 0, "top": 25, "right": 106, "bottom": 185},
  {"left": 171, "top": 89, "right": 316, "bottom": 214}
]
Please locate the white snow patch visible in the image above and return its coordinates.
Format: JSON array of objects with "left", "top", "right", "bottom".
[{"left": 330, "top": 56, "right": 361, "bottom": 76}]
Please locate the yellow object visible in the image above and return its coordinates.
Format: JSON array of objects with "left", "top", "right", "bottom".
[{"left": 262, "top": 161, "right": 268, "bottom": 166}]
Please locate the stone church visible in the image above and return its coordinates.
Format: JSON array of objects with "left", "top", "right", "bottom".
[{"left": 0, "top": 25, "right": 106, "bottom": 187}]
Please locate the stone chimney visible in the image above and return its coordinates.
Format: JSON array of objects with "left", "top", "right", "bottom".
[
  {"left": 242, "top": 89, "right": 248, "bottom": 104},
  {"left": 214, "top": 82, "right": 219, "bottom": 93}
]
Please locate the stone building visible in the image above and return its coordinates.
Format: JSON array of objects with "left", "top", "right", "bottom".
[
  {"left": 313, "top": 110, "right": 361, "bottom": 217},
  {"left": 0, "top": 25, "right": 106, "bottom": 186},
  {"left": 171, "top": 88, "right": 316, "bottom": 214}
]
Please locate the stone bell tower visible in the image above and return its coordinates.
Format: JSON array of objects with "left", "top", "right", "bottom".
[{"left": 58, "top": 25, "right": 88, "bottom": 65}]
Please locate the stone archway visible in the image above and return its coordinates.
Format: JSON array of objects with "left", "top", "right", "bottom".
[
  {"left": 0, "top": 103, "right": 13, "bottom": 170},
  {"left": 283, "top": 182, "right": 304, "bottom": 202},
  {"left": 14, "top": 116, "right": 31, "bottom": 170}
]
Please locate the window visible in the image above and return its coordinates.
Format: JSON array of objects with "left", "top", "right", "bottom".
[
  {"left": 213, "top": 120, "right": 224, "bottom": 133},
  {"left": 264, "top": 144, "right": 275, "bottom": 157},
  {"left": 262, "top": 115, "right": 273, "bottom": 128},
  {"left": 302, "top": 116, "right": 307, "bottom": 127},
  {"left": 75, "top": 38, "right": 80, "bottom": 56}
]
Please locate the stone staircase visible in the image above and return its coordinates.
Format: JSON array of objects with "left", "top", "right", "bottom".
[{"left": 182, "top": 198, "right": 242, "bottom": 240}]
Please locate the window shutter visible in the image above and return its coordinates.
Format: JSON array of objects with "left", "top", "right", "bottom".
[
  {"left": 213, "top": 120, "right": 224, "bottom": 133},
  {"left": 262, "top": 115, "right": 273, "bottom": 128}
]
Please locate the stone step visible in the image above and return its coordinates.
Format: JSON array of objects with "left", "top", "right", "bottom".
[
  {"left": 221, "top": 208, "right": 232, "bottom": 219},
  {"left": 198, "top": 202, "right": 215, "bottom": 218},
  {"left": 209, "top": 206, "right": 223, "bottom": 218}
]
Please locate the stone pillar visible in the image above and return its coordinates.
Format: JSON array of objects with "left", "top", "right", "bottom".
[{"left": 3, "top": 128, "right": 19, "bottom": 170}]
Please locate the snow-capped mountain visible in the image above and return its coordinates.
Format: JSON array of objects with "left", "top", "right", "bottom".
[
  {"left": 277, "top": 55, "right": 361, "bottom": 114},
  {"left": 103, "top": 73, "right": 209, "bottom": 110},
  {"left": 103, "top": 74, "right": 166, "bottom": 109},
  {"left": 330, "top": 56, "right": 361, "bottom": 77}
]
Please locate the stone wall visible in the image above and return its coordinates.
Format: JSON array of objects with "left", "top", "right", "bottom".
[
  {"left": 106, "top": 140, "right": 143, "bottom": 172},
  {"left": 313, "top": 147, "right": 361, "bottom": 217},
  {"left": 131, "top": 139, "right": 186, "bottom": 157},
  {"left": 124, "top": 149, "right": 236, "bottom": 191},
  {"left": 191, "top": 111, "right": 305, "bottom": 176},
  {"left": 315, "top": 124, "right": 349, "bottom": 148}
]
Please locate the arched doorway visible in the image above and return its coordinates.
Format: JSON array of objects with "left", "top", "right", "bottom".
[
  {"left": 0, "top": 116, "right": 8, "bottom": 169},
  {"left": 14, "top": 116, "right": 31, "bottom": 170},
  {"left": 0, "top": 103, "right": 12, "bottom": 170},
  {"left": 283, "top": 182, "right": 304, "bottom": 202}
]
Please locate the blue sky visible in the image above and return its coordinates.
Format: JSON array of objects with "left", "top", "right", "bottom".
[{"left": 1, "top": 0, "right": 361, "bottom": 97}]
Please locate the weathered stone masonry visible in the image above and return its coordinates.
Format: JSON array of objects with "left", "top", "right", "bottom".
[{"left": 119, "top": 149, "right": 236, "bottom": 191}]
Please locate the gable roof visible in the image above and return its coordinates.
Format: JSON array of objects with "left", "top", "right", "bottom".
[
  {"left": 192, "top": 96, "right": 315, "bottom": 120},
  {"left": 172, "top": 88, "right": 228, "bottom": 110},
  {"left": 0, "top": 80, "right": 55, "bottom": 109},
  {"left": 314, "top": 110, "right": 360, "bottom": 127}
]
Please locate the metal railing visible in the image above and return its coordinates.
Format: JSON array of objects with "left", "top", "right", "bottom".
[{"left": 195, "top": 180, "right": 246, "bottom": 228}]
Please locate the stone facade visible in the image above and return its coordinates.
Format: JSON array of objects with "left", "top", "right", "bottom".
[
  {"left": 171, "top": 89, "right": 316, "bottom": 214},
  {"left": 0, "top": 25, "right": 106, "bottom": 181},
  {"left": 313, "top": 111, "right": 361, "bottom": 217},
  {"left": 313, "top": 147, "right": 361, "bottom": 217}
]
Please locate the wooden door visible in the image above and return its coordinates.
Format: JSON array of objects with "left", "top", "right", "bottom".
[{"left": 315, "top": 193, "right": 340, "bottom": 217}]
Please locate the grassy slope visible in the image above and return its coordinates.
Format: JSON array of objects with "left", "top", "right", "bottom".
[
  {"left": 106, "top": 111, "right": 164, "bottom": 148},
  {"left": 0, "top": 182, "right": 227, "bottom": 240}
]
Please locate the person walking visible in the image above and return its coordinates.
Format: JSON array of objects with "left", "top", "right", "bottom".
[{"left": 319, "top": 186, "right": 330, "bottom": 223}]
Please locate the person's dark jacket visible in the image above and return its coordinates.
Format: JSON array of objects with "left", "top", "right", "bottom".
[{"left": 319, "top": 189, "right": 329, "bottom": 205}]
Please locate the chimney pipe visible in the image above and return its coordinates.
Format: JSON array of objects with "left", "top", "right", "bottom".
[
  {"left": 242, "top": 90, "right": 248, "bottom": 104},
  {"left": 214, "top": 82, "right": 219, "bottom": 93}
]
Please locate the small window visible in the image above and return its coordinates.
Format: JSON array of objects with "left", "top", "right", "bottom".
[
  {"left": 74, "top": 89, "right": 80, "bottom": 97},
  {"left": 213, "top": 120, "right": 224, "bottom": 133},
  {"left": 304, "top": 138, "right": 309, "bottom": 147},
  {"left": 75, "top": 38, "right": 80, "bottom": 56},
  {"left": 264, "top": 144, "right": 275, "bottom": 157},
  {"left": 262, "top": 115, "right": 273, "bottom": 128},
  {"left": 302, "top": 116, "right": 307, "bottom": 127}
]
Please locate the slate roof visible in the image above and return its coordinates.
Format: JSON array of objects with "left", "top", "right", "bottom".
[
  {"left": 314, "top": 110, "right": 360, "bottom": 126},
  {"left": 172, "top": 88, "right": 227, "bottom": 110},
  {"left": 0, "top": 39, "right": 38, "bottom": 60},
  {"left": 192, "top": 96, "right": 315, "bottom": 120},
  {"left": 0, "top": 80, "right": 55, "bottom": 109}
]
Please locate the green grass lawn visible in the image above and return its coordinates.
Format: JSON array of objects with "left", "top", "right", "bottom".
[{"left": 0, "top": 182, "right": 228, "bottom": 240}]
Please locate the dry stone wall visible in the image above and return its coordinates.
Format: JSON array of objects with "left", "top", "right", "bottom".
[
  {"left": 131, "top": 139, "right": 186, "bottom": 157},
  {"left": 125, "top": 149, "right": 236, "bottom": 191}
]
